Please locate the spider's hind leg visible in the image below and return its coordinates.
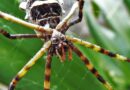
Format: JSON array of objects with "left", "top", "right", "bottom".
[
  {"left": 68, "top": 0, "right": 84, "bottom": 27},
  {"left": 44, "top": 53, "right": 52, "bottom": 90},
  {"left": 70, "top": 44, "right": 113, "bottom": 90}
]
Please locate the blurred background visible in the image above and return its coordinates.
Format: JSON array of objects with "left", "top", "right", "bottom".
[{"left": 0, "top": 0, "right": 130, "bottom": 90}]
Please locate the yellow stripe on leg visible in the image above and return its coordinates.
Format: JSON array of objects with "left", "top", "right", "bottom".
[
  {"left": 44, "top": 80, "right": 50, "bottom": 90},
  {"left": 104, "top": 82, "right": 113, "bottom": 90},
  {"left": 116, "top": 54, "right": 127, "bottom": 61}
]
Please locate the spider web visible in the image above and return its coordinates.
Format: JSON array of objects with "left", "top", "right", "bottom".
[{"left": 0, "top": 0, "right": 130, "bottom": 90}]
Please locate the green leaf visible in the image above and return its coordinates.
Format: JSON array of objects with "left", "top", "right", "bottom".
[{"left": 0, "top": 0, "right": 130, "bottom": 90}]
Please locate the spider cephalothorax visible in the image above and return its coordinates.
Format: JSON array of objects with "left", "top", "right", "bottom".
[{"left": 49, "top": 30, "right": 72, "bottom": 62}]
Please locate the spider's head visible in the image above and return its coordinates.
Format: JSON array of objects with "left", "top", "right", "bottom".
[
  {"left": 19, "top": 0, "right": 65, "bottom": 28},
  {"left": 49, "top": 30, "right": 72, "bottom": 62}
]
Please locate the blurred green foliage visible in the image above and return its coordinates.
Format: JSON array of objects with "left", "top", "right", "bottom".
[{"left": 0, "top": 0, "right": 130, "bottom": 90}]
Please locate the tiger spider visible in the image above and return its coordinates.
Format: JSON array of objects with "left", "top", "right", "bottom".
[{"left": 0, "top": 0, "right": 130, "bottom": 90}]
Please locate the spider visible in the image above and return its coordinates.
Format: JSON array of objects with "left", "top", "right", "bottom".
[{"left": 0, "top": 0, "right": 130, "bottom": 90}]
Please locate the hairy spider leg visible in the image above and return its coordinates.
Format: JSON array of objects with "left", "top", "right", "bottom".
[
  {"left": 67, "top": 36, "right": 130, "bottom": 62},
  {"left": 0, "top": 29, "right": 45, "bottom": 39},
  {"left": 9, "top": 41, "right": 51, "bottom": 90},
  {"left": 0, "top": 11, "right": 52, "bottom": 33},
  {"left": 44, "top": 53, "right": 52, "bottom": 90},
  {"left": 70, "top": 44, "right": 113, "bottom": 90}
]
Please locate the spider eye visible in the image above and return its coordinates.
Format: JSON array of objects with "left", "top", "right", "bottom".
[{"left": 52, "top": 38, "right": 59, "bottom": 44}]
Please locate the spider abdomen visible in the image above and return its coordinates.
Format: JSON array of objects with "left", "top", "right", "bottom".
[{"left": 30, "top": 1, "right": 62, "bottom": 28}]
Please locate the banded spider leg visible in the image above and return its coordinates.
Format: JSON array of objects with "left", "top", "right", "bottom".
[
  {"left": 66, "top": 36, "right": 130, "bottom": 62},
  {"left": 8, "top": 41, "right": 51, "bottom": 90},
  {"left": 69, "top": 43, "right": 112, "bottom": 90},
  {"left": 44, "top": 53, "right": 52, "bottom": 90},
  {"left": 56, "top": 0, "right": 84, "bottom": 33}
]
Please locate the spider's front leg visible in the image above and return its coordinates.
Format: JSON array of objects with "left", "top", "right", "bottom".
[
  {"left": 9, "top": 41, "right": 51, "bottom": 90},
  {"left": 0, "top": 11, "right": 53, "bottom": 33},
  {"left": 56, "top": 0, "right": 84, "bottom": 32},
  {"left": 0, "top": 29, "right": 46, "bottom": 39},
  {"left": 70, "top": 44, "right": 113, "bottom": 90},
  {"left": 67, "top": 0, "right": 84, "bottom": 27}
]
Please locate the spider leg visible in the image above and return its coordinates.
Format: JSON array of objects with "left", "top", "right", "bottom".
[
  {"left": 61, "top": 43, "right": 66, "bottom": 61},
  {"left": 66, "top": 36, "right": 130, "bottom": 62},
  {"left": 0, "top": 11, "right": 52, "bottom": 33},
  {"left": 70, "top": 44, "right": 112, "bottom": 90},
  {"left": 68, "top": 46, "right": 73, "bottom": 60},
  {"left": 56, "top": 1, "right": 79, "bottom": 30},
  {"left": 56, "top": 49, "right": 63, "bottom": 61},
  {"left": 55, "top": 46, "right": 65, "bottom": 62},
  {"left": 8, "top": 41, "right": 51, "bottom": 90},
  {"left": 0, "top": 29, "right": 45, "bottom": 39},
  {"left": 56, "top": 0, "right": 84, "bottom": 33},
  {"left": 67, "top": 0, "right": 84, "bottom": 27},
  {"left": 44, "top": 53, "right": 52, "bottom": 90},
  {"left": 63, "top": 43, "right": 73, "bottom": 61}
]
